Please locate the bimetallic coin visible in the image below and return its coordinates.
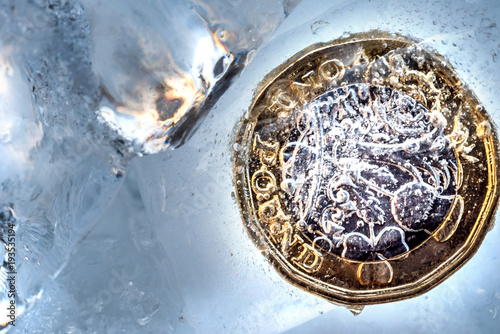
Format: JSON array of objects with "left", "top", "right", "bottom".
[{"left": 233, "top": 32, "right": 500, "bottom": 305}]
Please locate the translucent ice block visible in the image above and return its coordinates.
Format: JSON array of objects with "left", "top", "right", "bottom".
[
  {"left": 133, "top": 0, "right": 500, "bottom": 332},
  {"left": 5, "top": 0, "right": 500, "bottom": 332},
  {"left": 0, "top": 0, "right": 299, "bottom": 329},
  {"left": 87, "top": 0, "right": 301, "bottom": 153}
]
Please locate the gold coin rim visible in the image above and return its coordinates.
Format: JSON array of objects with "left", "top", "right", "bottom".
[{"left": 233, "top": 31, "right": 500, "bottom": 305}]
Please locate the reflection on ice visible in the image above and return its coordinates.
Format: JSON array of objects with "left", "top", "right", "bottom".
[
  {"left": 0, "top": 49, "right": 43, "bottom": 182},
  {"left": 0, "top": 0, "right": 298, "bottom": 330},
  {"left": 1, "top": 0, "right": 499, "bottom": 332},
  {"left": 88, "top": 0, "right": 298, "bottom": 153}
]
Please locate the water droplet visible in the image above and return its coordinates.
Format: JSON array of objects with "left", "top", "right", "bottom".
[{"left": 476, "top": 121, "right": 491, "bottom": 139}]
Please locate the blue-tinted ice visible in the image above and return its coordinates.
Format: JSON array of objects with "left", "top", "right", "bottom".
[
  {"left": 0, "top": 0, "right": 298, "bottom": 330},
  {"left": 2, "top": 0, "right": 500, "bottom": 333}
]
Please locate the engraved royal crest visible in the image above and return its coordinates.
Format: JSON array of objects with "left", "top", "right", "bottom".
[{"left": 281, "top": 84, "right": 458, "bottom": 262}]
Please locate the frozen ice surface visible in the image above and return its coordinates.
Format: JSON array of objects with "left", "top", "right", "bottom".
[
  {"left": 86, "top": 0, "right": 300, "bottom": 153},
  {"left": 133, "top": 0, "right": 500, "bottom": 332},
  {"left": 4, "top": 0, "right": 500, "bottom": 333},
  {"left": 0, "top": 0, "right": 131, "bottom": 326},
  {"left": 13, "top": 169, "right": 183, "bottom": 333},
  {"left": 12, "top": 163, "right": 332, "bottom": 334},
  {"left": 0, "top": 0, "right": 297, "bottom": 330}
]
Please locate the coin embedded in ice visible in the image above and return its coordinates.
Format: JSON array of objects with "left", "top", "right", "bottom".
[{"left": 233, "top": 32, "right": 500, "bottom": 305}]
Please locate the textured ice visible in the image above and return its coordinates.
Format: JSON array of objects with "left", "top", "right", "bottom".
[
  {"left": 2, "top": 0, "right": 500, "bottom": 333},
  {"left": 133, "top": 0, "right": 500, "bottom": 332},
  {"left": 0, "top": 0, "right": 297, "bottom": 331},
  {"left": 87, "top": 0, "right": 298, "bottom": 153},
  {"left": 0, "top": 0, "right": 131, "bottom": 327}
]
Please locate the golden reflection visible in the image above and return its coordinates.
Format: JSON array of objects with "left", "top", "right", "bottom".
[{"left": 99, "top": 30, "right": 232, "bottom": 153}]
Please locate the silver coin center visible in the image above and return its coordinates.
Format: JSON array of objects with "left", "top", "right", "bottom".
[{"left": 280, "top": 83, "right": 457, "bottom": 261}]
